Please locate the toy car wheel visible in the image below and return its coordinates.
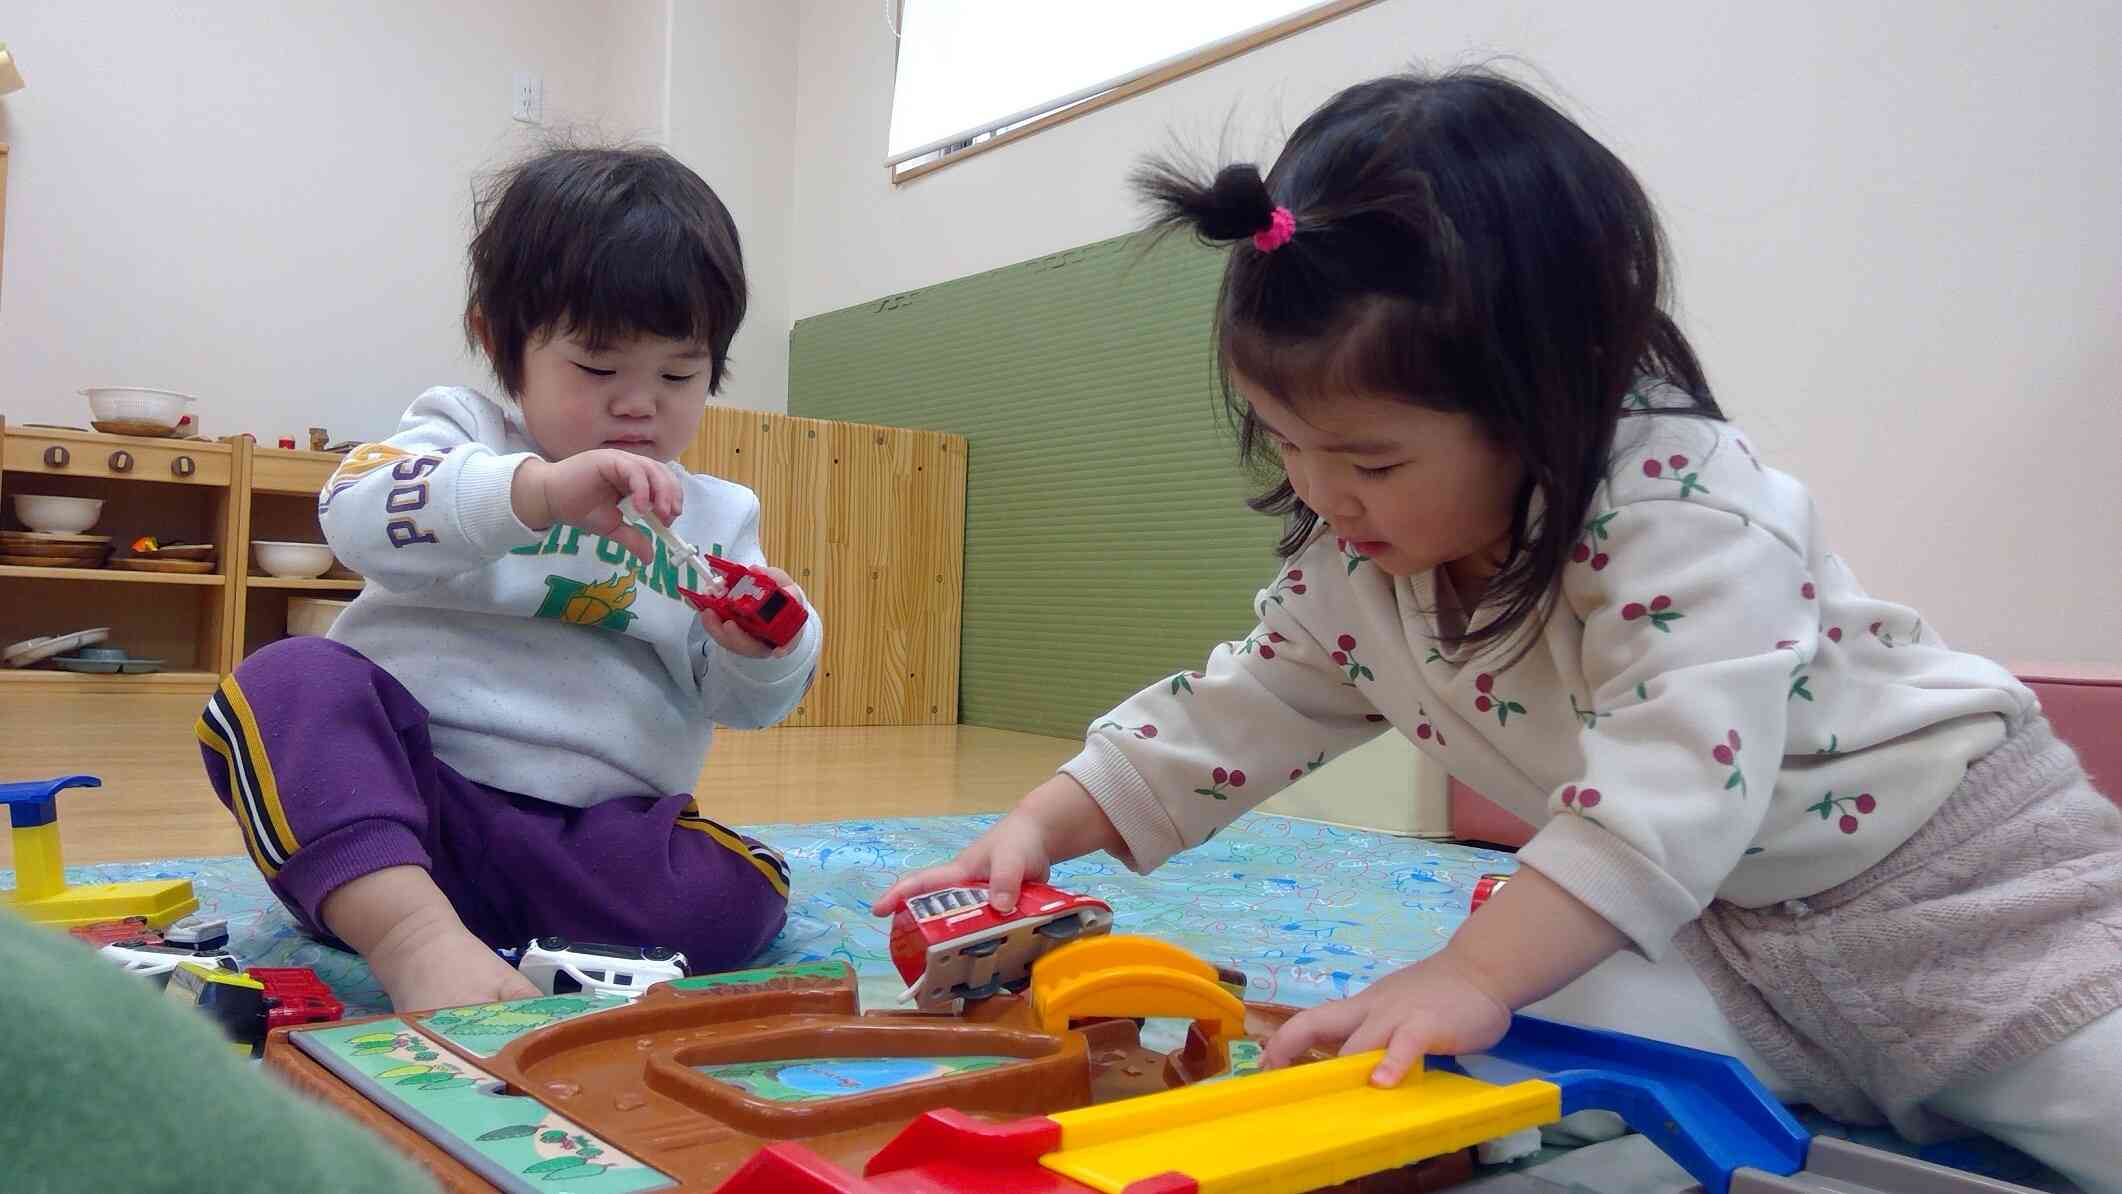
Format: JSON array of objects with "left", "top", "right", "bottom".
[
  {"left": 953, "top": 977, "right": 1004, "bottom": 1001},
  {"left": 641, "top": 946, "right": 677, "bottom": 962},
  {"left": 532, "top": 936, "right": 571, "bottom": 952},
  {"left": 958, "top": 938, "right": 1003, "bottom": 958},
  {"left": 1034, "top": 913, "right": 1085, "bottom": 940}
]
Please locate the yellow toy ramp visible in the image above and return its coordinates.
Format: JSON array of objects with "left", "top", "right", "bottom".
[
  {"left": 1029, "top": 935, "right": 1247, "bottom": 1066},
  {"left": 1043, "top": 1051, "right": 1561, "bottom": 1194}
]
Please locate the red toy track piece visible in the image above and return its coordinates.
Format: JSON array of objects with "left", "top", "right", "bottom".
[{"left": 247, "top": 966, "right": 345, "bottom": 1028}]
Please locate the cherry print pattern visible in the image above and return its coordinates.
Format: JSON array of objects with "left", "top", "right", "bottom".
[
  {"left": 1712, "top": 729, "right": 1747, "bottom": 794},
  {"left": 1641, "top": 454, "right": 1708, "bottom": 498},
  {"left": 1806, "top": 790, "right": 1878, "bottom": 834},
  {"left": 1620, "top": 594, "right": 1684, "bottom": 633}
]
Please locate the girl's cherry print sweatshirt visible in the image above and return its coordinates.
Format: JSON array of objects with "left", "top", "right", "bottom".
[{"left": 1063, "top": 409, "right": 2035, "bottom": 959}]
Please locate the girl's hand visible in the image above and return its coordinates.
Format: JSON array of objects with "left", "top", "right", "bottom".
[
  {"left": 871, "top": 775, "right": 1124, "bottom": 916},
  {"left": 871, "top": 812, "right": 1059, "bottom": 916},
  {"left": 1263, "top": 953, "right": 1514, "bottom": 1087},
  {"left": 701, "top": 566, "right": 805, "bottom": 658},
  {"left": 514, "top": 450, "right": 681, "bottom": 564}
]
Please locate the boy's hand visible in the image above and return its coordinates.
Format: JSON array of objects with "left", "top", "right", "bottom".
[
  {"left": 1262, "top": 953, "right": 1513, "bottom": 1087},
  {"left": 514, "top": 450, "right": 681, "bottom": 564},
  {"left": 701, "top": 565, "right": 805, "bottom": 658}
]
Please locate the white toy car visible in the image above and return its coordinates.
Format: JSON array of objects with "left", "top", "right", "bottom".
[{"left": 516, "top": 937, "right": 687, "bottom": 999}]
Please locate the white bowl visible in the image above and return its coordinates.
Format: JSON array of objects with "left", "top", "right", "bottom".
[
  {"left": 13, "top": 495, "right": 105, "bottom": 534},
  {"left": 286, "top": 596, "right": 352, "bottom": 638},
  {"left": 253, "top": 540, "right": 335, "bottom": 579},
  {"left": 81, "top": 387, "right": 197, "bottom": 432}
]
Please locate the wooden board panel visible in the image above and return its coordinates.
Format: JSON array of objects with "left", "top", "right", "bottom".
[{"left": 683, "top": 408, "right": 965, "bottom": 726}]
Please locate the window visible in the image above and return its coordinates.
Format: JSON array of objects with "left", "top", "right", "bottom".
[{"left": 886, "top": 0, "right": 1378, "bottom": 181}]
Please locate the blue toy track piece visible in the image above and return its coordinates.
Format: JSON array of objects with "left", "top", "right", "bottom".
[
  {"left": 1444, "top": 1014, "right": 1810, "bottom": 1194},
  {"left": 0, "top": 775, "right": 102, "bottom": 829}
]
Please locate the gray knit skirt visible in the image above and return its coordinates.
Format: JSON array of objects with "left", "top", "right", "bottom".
[{"left": 1676, "top": 714, "right": 2122, "bottom": 1140}]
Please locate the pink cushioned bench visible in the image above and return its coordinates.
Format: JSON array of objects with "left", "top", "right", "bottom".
[{"left": 1450, "top": 666, "right": 2122, "bottom": 848}]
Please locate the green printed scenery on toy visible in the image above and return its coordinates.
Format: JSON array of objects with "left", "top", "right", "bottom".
[
  {"left": 670, "top": 960, "right": 846, "bottom": 991},
  {"left": 418, "top": 993, "right": 631, "bottom": 1057},
  {"left": 298, "top": 1019, "right": 671, "bottom": 1191}
]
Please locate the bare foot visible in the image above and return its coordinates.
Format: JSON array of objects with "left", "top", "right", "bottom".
[{"left": 368, "top": 925, "right": 540, "bottom": 1012}]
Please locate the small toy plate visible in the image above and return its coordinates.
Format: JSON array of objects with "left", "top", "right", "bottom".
[{"left": 4, "top": 628, "right": 111, "bottom": 668}]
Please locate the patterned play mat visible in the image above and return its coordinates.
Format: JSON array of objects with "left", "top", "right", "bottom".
[{"left": 4, "top": 812, "right": 2070, "bottom": 1190}]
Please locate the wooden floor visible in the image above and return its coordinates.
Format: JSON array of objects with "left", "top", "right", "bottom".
[{"left": 2, "top": 725, "right": 1080, "bottom": 867}]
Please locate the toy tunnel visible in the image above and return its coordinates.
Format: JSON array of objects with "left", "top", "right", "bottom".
[{"left": 1028, "top": 935, "right": 1249, "bottom": 1071}]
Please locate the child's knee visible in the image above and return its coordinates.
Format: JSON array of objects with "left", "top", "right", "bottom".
[{"left": 667, "top": 828, "right": 790, "bottom": 970}]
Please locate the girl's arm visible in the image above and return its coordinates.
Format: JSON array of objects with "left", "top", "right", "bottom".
[{"left": 876, "top": 535, "right": 1388, "bottom": 912}]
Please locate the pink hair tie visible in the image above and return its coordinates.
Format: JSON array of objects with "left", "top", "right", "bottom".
[{"left": 1252, "top": 206, "right": 1296, "bottom": 252}]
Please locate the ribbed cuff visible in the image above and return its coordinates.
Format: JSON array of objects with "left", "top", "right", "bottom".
[
  {"left": 268, "top": 820, "right": 432, "bottom": 939},
  {"left": 454, "top": 449, "right": 545, "bottom": 556},
  {"left": 1516, "top": 815, "right": 1703, "bottom": 961},
  {"left": 1061, "top": 735, "right": 1185, "bottom": 874}
]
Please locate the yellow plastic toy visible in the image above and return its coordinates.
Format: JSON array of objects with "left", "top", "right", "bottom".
[
  {"left": 1, "top": 775, "right": 199, "bottom": 928},
  {"left": 1016, "top": 934, "right": 1562, "bottom": 1194},
  {"left": 1043, "top": 1051, "right": 1561, "bottom": 1194},
  {"left": 1029, "top": 934, "right": 1249, "bottom": 1071}
]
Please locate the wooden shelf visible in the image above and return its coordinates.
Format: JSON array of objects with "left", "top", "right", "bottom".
[
  {"left": 0, "top": 668, "right": 220, "bottom": 691},
  {"left": 0, "top": 564, "right": 223, "bottom": 585},
  {"left": 246, "top": 576, "right": 365, "bottom": 590}
]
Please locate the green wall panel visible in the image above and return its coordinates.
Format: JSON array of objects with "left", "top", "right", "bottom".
[{"left": 789, "top": 234, "right": 1284, "bottom": 739}]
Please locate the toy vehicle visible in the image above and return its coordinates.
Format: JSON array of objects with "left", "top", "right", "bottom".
[
  {"left": 164, "top": 913, "right": 230, "bottom": 952},
  {"left": 676, "top": 555, "right": 809, "bottom": 649},
  {"left": 103, "top": 941, "right": 242, "bottom": 984},
  {"left": 165, "top": 960, "right": 272, "bottom": 1057},
  {"left": 69, "top": 916, "right": 164, "bottom": 948},
  {"left": 248, "top": 966, "right": 344, "bottom": 1029},
  {"left": 889, "top": 881, "right": 1113, "bottom": 1009},
  {"left": 516, "top": 937, "right": 688, "bottom": 999},
  {"left": 623, "top": 498, "right": 810, "bottom": 649},
  {"left": 1470, "top": 871, "right": 1512, "bottom": 912}
]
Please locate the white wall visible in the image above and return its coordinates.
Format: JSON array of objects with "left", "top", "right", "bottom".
[
  {"left": 0, "top": 1, "right": 669, "bottom": 443},
  {"left": 665, "top": 1, "right": 798, "bottom": 414},
  {"left": 789, "top": 0, "right": 2122, "bottom": 668}
]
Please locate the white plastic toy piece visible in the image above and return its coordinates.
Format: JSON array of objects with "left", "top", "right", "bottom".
[
  {"left": 1476, "top": 1125, "right": 1545, "bottom": 1165},
  {"left": 101, "top": 942, "right": 241, "bottom": 983},
  {"left": 516, "top": 937, "right": 688, "bottom": 999}
]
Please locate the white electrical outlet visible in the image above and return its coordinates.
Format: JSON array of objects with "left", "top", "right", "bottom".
[{"left": 512, "top": 70, "right": 543, "bottom": 124}]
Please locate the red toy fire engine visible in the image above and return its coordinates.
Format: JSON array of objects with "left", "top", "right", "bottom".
[
  {"left": 676, "top": 553, "right": 809, "bottom": 649},
  {"left": 1469, "top": 872, "right": 1513, "bottom": 913},
  {"left": 889, "top": 882, "right": 1113, "bottom": 1010},
  {"left": 247, "top": 966, "right": 344, "bottom": 1029}
]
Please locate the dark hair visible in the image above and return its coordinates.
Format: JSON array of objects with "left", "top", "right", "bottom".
[
  {"left": 1136, "top": 67, "right": 1718, "bottom": 661},
  {"left": 466, "top": 144, "right": 747, "bottom": 396}
]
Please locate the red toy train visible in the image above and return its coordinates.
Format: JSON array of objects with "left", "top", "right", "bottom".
[{"left": 889, "top": 882, "right": 1114, "bottom": 1010}]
